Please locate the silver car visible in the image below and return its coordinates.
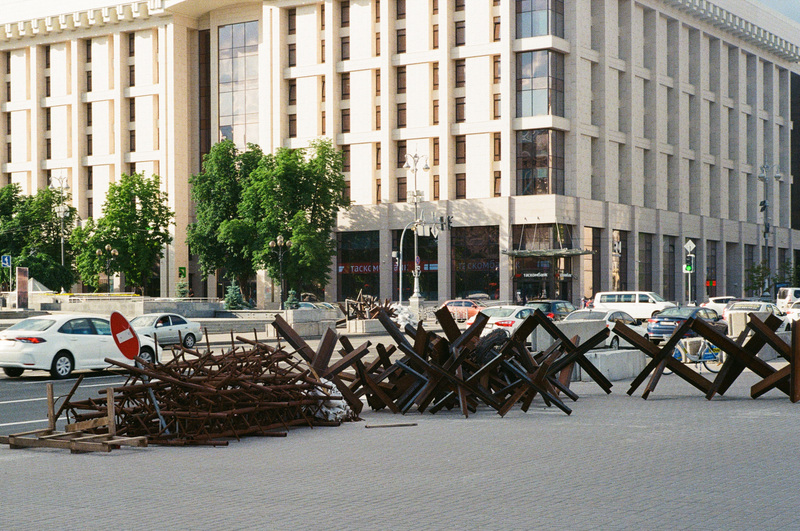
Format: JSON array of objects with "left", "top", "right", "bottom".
[{"left": 130, "top": 313, "right": 203, "bottom": 348}]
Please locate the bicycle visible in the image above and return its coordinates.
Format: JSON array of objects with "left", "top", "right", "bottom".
[{"left": 663, "top": 337, "right": 725, "bottom": 374}]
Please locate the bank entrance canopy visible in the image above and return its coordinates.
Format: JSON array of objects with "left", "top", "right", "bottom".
[{"left": 502, "top": 248, "right": 593, "bottom": 258}]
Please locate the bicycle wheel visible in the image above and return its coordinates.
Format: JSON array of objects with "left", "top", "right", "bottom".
[
  {"left": 703, "top": 352, "right": 724, "bottom": 373},
  {"left": 663, "top": 346, "right": 684, "bottom": 375}
]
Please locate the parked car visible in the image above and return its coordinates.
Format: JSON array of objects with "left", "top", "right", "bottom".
[
  {"left": 0, "top": 314, "right": 158, "bottom": 379},
  {"left": 700, "top": 296, "right": 738, "bottom": 315},
  {"left": 591, "top": 291, "right": 677, "bottom": 320},
  {"left": 562, "top": 309, "right": 648, "bottom": 349},
  {"left": 776, "top": 287, "right": 800, "bottom": 312},
  {"left": 524, "top": 299, "right": 576, "bottom": 321},
  {"left": 646, "top": 307, "right": 727, "bottom": 344},
  {"left": 440, "top": 299, "right": 487, "bottom": 322},
  {"left": 130, "top": 313, "right": 203, "bottom": 348},
  {"left": 785, "top": 301, "right": 800, "bottom": 323},
  {"left": 465, "top": 305, "right": 534, "bottom": 338},
  {"left": 723, "top": 301, "right": 787, "bottom": 324}
]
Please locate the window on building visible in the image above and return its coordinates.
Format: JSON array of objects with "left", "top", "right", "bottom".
[
  {"left": 516, "top": 129, "right": 565, "bottom": 195},
  {"left": 516, "top": 50, "right": 564, "bottom": 117},
  {"left": 6, "top": 141, "right": 10, "bottom": 162},
  {"left": 375, "top": 0, "right": 381, "bottom": 22},
  {"left": 45, "top": 75, "right": 51, "bottom": 97},
  {"left": 86, "top": 39, "right": 92, "bottom": 63},
  {"left": 456, "top": 173, "right": 466, "bottom": 199},
  {"left": 455, "top": 97, "right": 466, "bottom": 122},
  {"left": 433, "top": 99, "right": 439, "bottom": 124},
  {"left": 289, "top": 113, "right": 297, "bottom": 137},
  {"left": 86, "top": 71, "right": 92, "bottom": 92},
  {"left": 87, "top": 197, "right": 93, "bottom": 218},
  {"left": 493, "top": 17, "right": 501, "bottom": 41},
  {"left": 433, "top": 137, "right": 440, "bottom": 165},
  {"left": 517, "top": 0, "right": 564, "bottom": 38},
  {"left": 341, "top": 36, "right": 350, "bottom": 60},
  {"left": 342, "top": 108, "right": 350, "bottom": 132},
  {"left": 376, "top": 105, "right": 381, "bottom": 129},
  {"left": 455, "top": 21, "right": 466, "bottom": 46},
  {"left": 342, "top": 144, "right": 351, "bottom": 171},
  {"left": 321, "top": 77, "right": 326, "bottom": 101},
  {"left": 433, "top": 0, "right": 438, "bottom": 14},
  {"left": 433, "top": 174, "right": 439, "bottom": 200},
  {"left": 320, "top": 4, "right": 325, "bottom": 29},
  {"left": 494, "top": 132, "right": 501, "bottom": 161},
  {"left": 288, "top": 8, "right": 297, "bottom": 34},
  {"left": 397, "top": 176, "right": 407, "bottom": 202},
  {"left": 397, "top": 102, "right": 407, "bottom": 128},
  {"left": 129, "top": 32, "right": 135, "bottom": 56},
  {"left": 456, "top": 0, "right": 466, "bottom": 11},
  {"left": 45, "top": 107, "right": 51, "bottom": 131},
  {"left": 46, "top": 138, "right": 51, "bottom": 159},
  {"left": 433, "top": 25, "right": 439, "bottom": 49},
  {"left": 219, "top": 21, "right": 259, "bottom": 147},
  {"left": 455, "top": 135, "right": 466, "bottom": 164},
  {"left": 321, "top": 40, "right": 326, "bottom": 62},
  {"left": 341, "top": 1, "right": 349, "bottom": 28},
  {"left": 341, "top": 73, "right": 350, "bottom": 99},
  {"left": 493, "top": 55, "right": 501, "bottom": 84},
  {"left": 376, "top": 143, "right": 381, "bottom": 169},
  {"left": 376, "top": 32, "right": 381, "bottom": 56},
  {"left": 5, "top": 52, "right": 10, "bottom": 75},
  {"left": 455, "top": 59, "right": 466, "bottom": 87},
  {"left": 397, "top": 29, "right": 406, "bottom": 53},
  {"left": 432, "top": 62, "right": 439, "bottom": 90},
  {"left": 86, "top": 104, "right": 92, "bottom": 126},
  {"left": 397, "top": 0, "right": 406, "bottom": 19},
  {"left": 397, "top": 140, "right": 407, "bottom": 168},
  {"left": 288, "top": 43, "right": 297, "bottom": 66},
  {"left": 494, "top": 171, "right": 502, "bottom": 197},
  {"left": 129, "top": 64, "right": 135, "bottom": 87},
  {"left": 129, "top": 130, "right": 136, "bottom": 152},
  {"left": 5, "top": 113, "right": 10, "bottom": 135},
  {"left": 493, "top": 93, "right": 501, "bottom": 118},
  {"left": 87, "top": 166, "right": 93, "bottom": 190},
  {"left": 44, "top": 45, "right": 50, "bottom": 69},
  {"left": 289, "top": 80, "right": 297, "bottom": 105},
  {"left": 376, "top": 178, "right": 382, "bottom": 203},
  {"left": 128, "top": 99, "right": 134, "bottom": 122},
  {"left": 87, "top": 134, "right": 93, "bottom": 156},
  {"left": 321, "top": 110, "right": 326, "bottom": 134},
  {"left": 397, "top": 66, "right": 406, "bottom": 94},
  {"left": 6, "top": 81, "right": 10, "bottom": 102}
]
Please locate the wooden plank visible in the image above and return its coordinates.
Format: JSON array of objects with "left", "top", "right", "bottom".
[{"left": 66, "top": 417, "right": 110, "bottom": 432}]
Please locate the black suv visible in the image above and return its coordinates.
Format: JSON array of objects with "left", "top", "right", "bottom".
[{"left": 524, "top": 299, "right": 576, "bottom": 320}]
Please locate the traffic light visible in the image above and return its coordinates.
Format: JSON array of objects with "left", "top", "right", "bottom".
[
  {"left": 760, "top": 200, "right": 768, "bottom": 212},
  {"left": 684, "top": 254, "right": 694, "bottom": 273}
]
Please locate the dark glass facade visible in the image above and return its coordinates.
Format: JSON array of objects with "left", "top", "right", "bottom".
[
  {"left": 391, "top": 229, "right": 438, "bottom": 301},
  {"left": 516, "top": 50, "right": 564, "bottom": 117},
  {"left": 516, "top": 0, "right": 564, "bottom": 38},
  {"left": 516, "top": 129, "right": 564, "bottom": 195},
  {"left": 451, "top": 226, "right": 499, "bottom": 299},
  {"left": 337, "top": 231, "right": 380, "bottom": 300}
]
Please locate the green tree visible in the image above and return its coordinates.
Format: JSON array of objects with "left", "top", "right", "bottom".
[
  {"left": 0, "top": 185, "right": 77, "bottom": 291},
  {"left": 186, "top": 140, "right": 263, "bottom": 300},
  {"left": 71, "top": 173, "right": 173, "bottom": 293},
  {"left": 240, "top": 138, "right": 349, "bottom": 297},
  {"left": 744, "top": 261, "right": 771, "bottom": 296}
]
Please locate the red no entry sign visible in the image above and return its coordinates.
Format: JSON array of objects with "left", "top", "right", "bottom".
[{"left": 110, "top": 311, "right": 140, "bottom": 360}]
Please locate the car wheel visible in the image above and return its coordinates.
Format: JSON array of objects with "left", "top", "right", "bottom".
[
  {"left": 182, "top": 333, "right": 196, "bottom": 349},
  {"left": 610, "top": 336, "right": 620, "bottom": 350},
  {"left": 3, "top": 367, "right": 23, "bottom": 377},
  {"left": 50, "top": 351, "right": 74, "bottom": 379},
  {"left": 137, "top": 347, "right": 156, "bottom": 366}
]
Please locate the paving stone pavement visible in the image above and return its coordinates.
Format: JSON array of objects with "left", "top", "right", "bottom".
[{"left": 2, "top": 364, "right": 800, "bottom": 530}]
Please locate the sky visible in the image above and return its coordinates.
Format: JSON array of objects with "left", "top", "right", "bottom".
[{"left": 762, "top": 0, "right": 800, "bottom": 23}]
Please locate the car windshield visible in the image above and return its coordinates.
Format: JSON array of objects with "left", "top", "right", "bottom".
[
  {"left": 564, "top": 311, "right": 607, "bottom": 321},
  {"left": 482, "top": 307, "right": 517, "bottom": 318},
  {"left": 656, "top": 307, "right": 695, "bottom": 318},
  {"left": 649, "top": 293, "right": 666, "bottom": 302},
  {"left": 130, "top": 315, "right": 157, "bottom": 326},
  {"left": 525, "top": 302, "right": 551, "bottom": 312},
  {"left": 6, "top": 318, "right": 56, "bottom": 331}
]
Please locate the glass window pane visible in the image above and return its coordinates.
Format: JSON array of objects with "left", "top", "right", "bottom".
[
  {"left": 245, "top": 122, "right": 258, "bottom": 145},
  {"left": 219, "top": 25, "right": 232, "bottom": 50},
  {"left": 245, "top": 21, "right": 259, "bottom": 46},
  {"left": 245, "top": 55, "right": 258, "bottom": 79},
  {"left": 245, "top": 90, "right": 258, "bottom": 114},
  {"left": 232, "top": 23, "right": 245, "bottom": 48},
  {"left": 219, "top": 59, "right": 232, "bottom": 83},
  {"left": 233, "top": 58, "right": 245, "bottom": 82},
  {"left": 219, "top": 92, "right": 233, "bottom": 117}
]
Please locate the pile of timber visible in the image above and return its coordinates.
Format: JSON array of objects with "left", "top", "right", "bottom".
[
  {"left": 64, "top": 333, "right": 356, "bottom": 446},
  {"left": 343, "top": 290, "right": 396, "bottom": 320}
]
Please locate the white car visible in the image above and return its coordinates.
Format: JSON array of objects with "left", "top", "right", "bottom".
[
  {"left": 130, "top": 313, "right": 203, "bottom": 348},
  {"left": 0, "top": 314, "right": 158, "bottom": 379},
  {"left": 785, "top": 301, "right": 800, "bottom": 323},
  {"left": 562, "top": 309, "right": 649, "bottom": 349},
  {"left": 700, "top": 296, "right": 737, "bottom": 315},
  {"left": 465, "top": 305, "right": 534, "bottom": 338}
]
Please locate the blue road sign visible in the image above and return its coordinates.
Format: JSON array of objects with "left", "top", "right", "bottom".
[{"left": 1, "top": 255, "right": 10, "bottom": 268}]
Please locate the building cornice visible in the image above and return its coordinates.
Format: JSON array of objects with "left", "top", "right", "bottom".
[
  {"left": 0, "top": 0, "right": 169, "bottom": 42},
  {"left": 663, "top": 0, "right": 800, "bottom": 62}
]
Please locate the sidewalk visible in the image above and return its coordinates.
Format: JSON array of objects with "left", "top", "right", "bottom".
[{"left": 1, "top": 366, "right": 799, "bottom": 530}]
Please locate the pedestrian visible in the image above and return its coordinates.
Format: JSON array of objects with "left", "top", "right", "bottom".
[{"left": 188, "top": 288, "right": 194, "bottom": 297}]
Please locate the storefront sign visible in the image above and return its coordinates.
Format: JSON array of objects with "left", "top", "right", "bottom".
[
  {"left": 338, "top": 263, "right": 380, "bottom": 274},
  {"left": 522, "top": 272, "right": 547, "bottom": 278}
]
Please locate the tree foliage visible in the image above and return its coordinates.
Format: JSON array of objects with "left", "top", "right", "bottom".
[
  {"left": 240, "top": 138, "right": 349, "bottom": 295},
  {"left": 186, "top": 140, "right": 263, "bottom": 299},
  {"left": 71, "top": 173, "right": 173, "bottom": 293},
  {"left": 0, "top": 184, "right": 77, "bottom": 291}
]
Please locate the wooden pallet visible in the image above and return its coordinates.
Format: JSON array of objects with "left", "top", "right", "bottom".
[{"left": 0, "top": 382, "right": 147, "bottom": 453}]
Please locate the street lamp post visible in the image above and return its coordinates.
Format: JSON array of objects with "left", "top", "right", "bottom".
[
  {"left": 49, "top": 171, "right": 69, "bottom": 268},
  {"left": 403, "top": 152, "right": 429, "bottom": 313},
  {"left": 758, "top": 161, "right": 781, "bottom": 294},
  {"left": 96, "top": 244, "right": 118, "bottom": 294},
  {"left": 269, "top": 235, "right": 291, "bottom": 310}
]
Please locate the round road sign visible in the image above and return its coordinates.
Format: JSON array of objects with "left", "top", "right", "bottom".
[{"left": 110, "top": 311, "right": 140, "bottom": 360}]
